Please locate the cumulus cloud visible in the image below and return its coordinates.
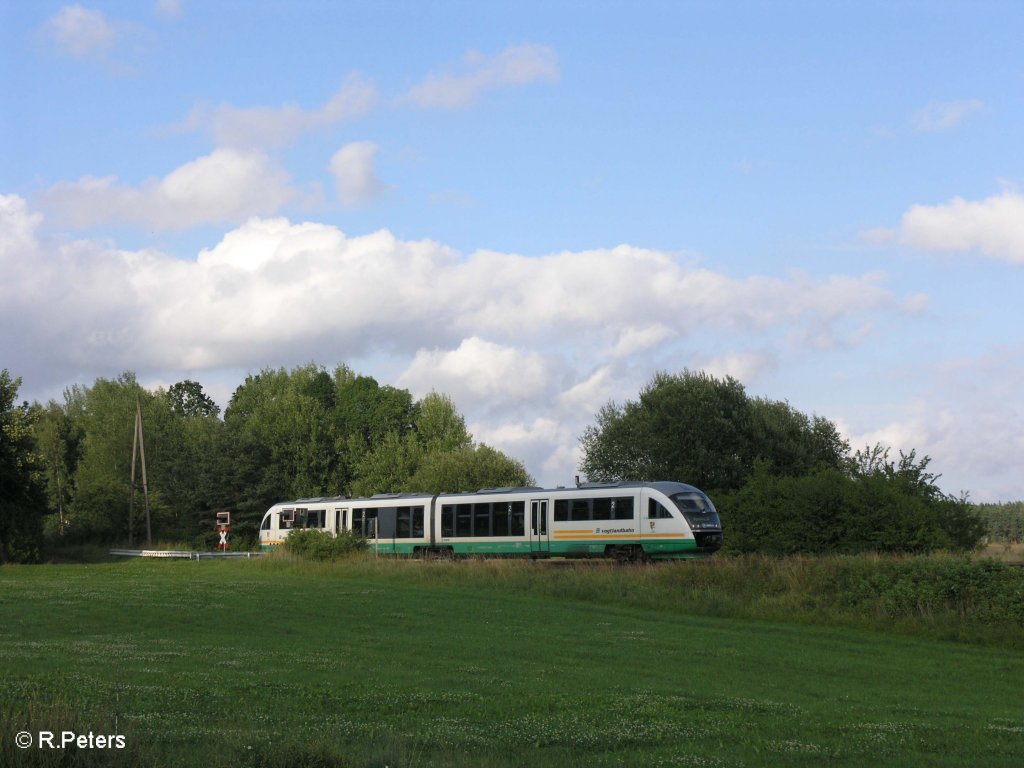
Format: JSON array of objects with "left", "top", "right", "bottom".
[
  {"left": 398, "top": 338, "right": 552, "bottom": 409},
  {"left": 178, "top": 74, "right": 377, "bottom": 149},
  {"left": 694, "top": 351, "right": 778, "bottom": 384},
  {"left": 897, "top": 190, "right": 1024, "bottom": 264},
  {"left": 608, "top": 325, "right": 677, "bottom": 358},
  {"left": 330, "top": 141, "right": 388, "bottom": 206},
  {"left": 4, "top": 197, "right": 933, "bottom": 487},
  {"left": 399, "top": 44, "right": 559, "bottom": 109},
  {"left": 7, "top": 203, "right": 916, "bottom": 372},
  {"left": 41, "top": 5, "right": 117, "bottom": 58},
  {"left": 472, "top": 417, "right": 580, "bottom": 482},
  {"left": 912, "top": 99, "right": 984, "bottom": 132},
  {"left": 41, "top": 149, "right": 297, "bottom": 230}
]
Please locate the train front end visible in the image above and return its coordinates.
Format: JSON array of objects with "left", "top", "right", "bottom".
[{"left": 656, "top": 483, "right": 724, "bottom": 554}]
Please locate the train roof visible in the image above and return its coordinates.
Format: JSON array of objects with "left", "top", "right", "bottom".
[{"left": 265, "top": 481, "right": 704, "bottom": 510}]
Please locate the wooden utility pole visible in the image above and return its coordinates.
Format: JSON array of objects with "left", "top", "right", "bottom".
[{"left": 128, "top": 399, "right": 153, "bottom": 546}]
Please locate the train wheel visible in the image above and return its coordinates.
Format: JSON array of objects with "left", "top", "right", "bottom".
[{"left": 607, "top": 545, "right": 647, "bottom": 563}]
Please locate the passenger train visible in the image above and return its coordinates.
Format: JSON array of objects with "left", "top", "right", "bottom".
[{"left": 259, "top": 481, "right": 723, "bottom": 560}]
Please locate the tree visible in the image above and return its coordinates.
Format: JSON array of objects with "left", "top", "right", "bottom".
[
  {"left": 406, "top": 444, "right": 534, "bottom": 494},
  {"left": 580, "top": 369, "right": 851, "bottom": 493},
  {"left": 580, "top": 370, "right": 755, "bottom": 491},
  {"left": 0, "top": 370, "right": 45, "bottom": 562},
  {"left": 167, "top": 380, "right": 219, "bottom": 418},
  {"left": 33, "top": 390, "right": 86, "bottom": 537},
  {"left": 351, "top": 431, "right": 423, "bottom": 496},
  {"left": 68, "top": 373, "right": 154, "bottom": 541},
  {"left": 414, "top": 392, "right": 472, "bottom": 453}
]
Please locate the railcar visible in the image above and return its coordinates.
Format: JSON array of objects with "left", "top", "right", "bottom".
[{"left": 258, "top": 481, "right": 722, "bottom": 560}]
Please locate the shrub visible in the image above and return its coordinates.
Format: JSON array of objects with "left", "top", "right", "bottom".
[{"left": 282, "top": 529, "right": 366, "bottom": 561}]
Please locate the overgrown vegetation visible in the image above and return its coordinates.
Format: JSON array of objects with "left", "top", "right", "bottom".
[{"left": 282, "top": 528, "right": 366, "bottom": 560}]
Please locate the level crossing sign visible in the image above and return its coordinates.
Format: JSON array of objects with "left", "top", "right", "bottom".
[{"left": 216, "top": 512, "right": 231, "bottom": 551}]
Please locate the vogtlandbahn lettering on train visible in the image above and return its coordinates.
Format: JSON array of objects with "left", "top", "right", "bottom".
[{"left": 259, "top": 481, "right": 722, "bottom": 561}]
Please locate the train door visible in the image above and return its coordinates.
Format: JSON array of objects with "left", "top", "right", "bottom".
[
  {"left": 377, "top": 508, "right": 398, "bottom": 554},
  {"left": 259, "top": 510, "right": 273, "bottom": 547},
  {"left": 530, "top": 499, "right": 550, "bottom": 556},
  {"left": 641, "top": 492, "right": 677, "bottom": 557},
  {"left": 334, "top": 508, "right": 349, "bottom": 536}
]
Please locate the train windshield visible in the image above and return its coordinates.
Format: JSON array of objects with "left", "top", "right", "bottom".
[{"left": 669, "top": 491, "right": 721, "bottom": 530}]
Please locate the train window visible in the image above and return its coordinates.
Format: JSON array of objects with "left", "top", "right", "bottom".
[
  {"left": 456, "top": 504, "right": 472, "bottom": 537},
  {"left": 592, "top": 498, "right": 612, "bottom": 520},
  {"left": 613, "top": 497, "right": 634, "bottom": 520},
  {"left": 554, "top": 500, "right": 569, "bottom": 521},
  {"left": 473, "top": 504, "right": 490, "bottom": 537},
  {"left": 353, "top": 508, "right": 381, "bottom": 537},
  {"left": 510, "top": 501, "right": 525, "bottom": 536},
  {"left": 571, "top": 499, "right": 590, "bottom": 521},
  {"left": 492, "top": 503, "right": 510, "bottom": 536},
  {"left": 261, "top": 515, "right": 271, "bottom": 531},
  {"left": 305, "top": 510, "right": 325, "bottom": 529},
  {"left": 412, "top": 507, "right": 424, "bottom": 538},
  {"left": 648, "top": 500, "right": 673, "bottom": 519},
  {"left": 397, "top": 508, "right": 411, "bottom": 538},
  {"left": 442, "top": 505, "right": 455, "bottom": 537}
]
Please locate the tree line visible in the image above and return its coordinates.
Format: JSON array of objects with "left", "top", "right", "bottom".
[
  {"left": 1, "top": 364, "right": 531, "bottom": 560},
  {"left": 2, "top": 365, "right": 997, "bottom": 563},
  {"left": 973, "top": 502, "right": 1024, "bottom": 545}
]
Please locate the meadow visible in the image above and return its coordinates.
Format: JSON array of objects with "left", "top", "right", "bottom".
[{"left": 1, "top": 554, "right": 1023, "bottom": 767}]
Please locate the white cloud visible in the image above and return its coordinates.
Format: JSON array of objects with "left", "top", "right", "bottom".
[
  {"left": 472, "top": 417, "right": 579, "bottom": 484},
  {"left": 178, "top": 74, "right": 377, "bottom": 149},
  {"left": 41, "top": 149, "right": 297, "bottom": 230},
  {"left": 330, "top": 141, "right": 388, "bottom": 207},
  {"left": 609, "top": 324, "right": 677, "bottom": 357},
  {"left": 557, "top": 366, "right": 618, "bottom": 415},
  {"left": 837, "top": 347, "right": 1024, "bottom": 503},
  {"left": 399, "top": 44, "right": 559, "bottom": 109},
  {"left": 42, "top": 5, "right": 117, "bottom": 58},
  {"left": 398, "top": 338, "right": 552, "bottom": 409},
  {"left": 912, "top": 99, "right": 984, "bottom": 132},
  {"left": 694, "top": 351, "right": 778, "bottom": 384},
  {"left": 4, "top": 198, "right": 935, "bottom": 488},
  {"left": 898, "top": 190, "right": 1024, "bottom": 264}
]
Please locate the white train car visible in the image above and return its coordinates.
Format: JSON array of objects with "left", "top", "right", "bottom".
[{"left": 259, "top": 481, "right": 722, "bottom": 560}]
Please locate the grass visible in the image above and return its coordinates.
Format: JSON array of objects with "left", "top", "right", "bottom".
[
  {"left": 976, "top": 542, "right": 1024, "bottom": 563},
  {"left": 1, "top": 554, "right": 1023, "bottom": 767}
]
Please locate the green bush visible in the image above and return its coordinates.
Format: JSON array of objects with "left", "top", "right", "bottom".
[
  {"left": 715, "top": 464, "right": 984, "bottom": 555},
  {"left": 281, "top": 528, "right": 366, "bottom": 561}
]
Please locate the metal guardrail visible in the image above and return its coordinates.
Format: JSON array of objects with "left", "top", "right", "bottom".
[{"left": 109, "top": 549, "right": 263, "bottom": 560}]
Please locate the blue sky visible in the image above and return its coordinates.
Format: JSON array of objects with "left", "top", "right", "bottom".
[{"left": 2, "top": 1, "right": 1022, "bottom": 500}]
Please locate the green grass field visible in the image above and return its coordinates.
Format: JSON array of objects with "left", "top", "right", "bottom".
[{"left": 2, "top": 555, "right": 1023, "bottom": 767}]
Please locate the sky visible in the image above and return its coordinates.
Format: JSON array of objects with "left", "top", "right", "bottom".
[{"left": 2, "top": 1, "right": 1023, "bottom": 501}]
